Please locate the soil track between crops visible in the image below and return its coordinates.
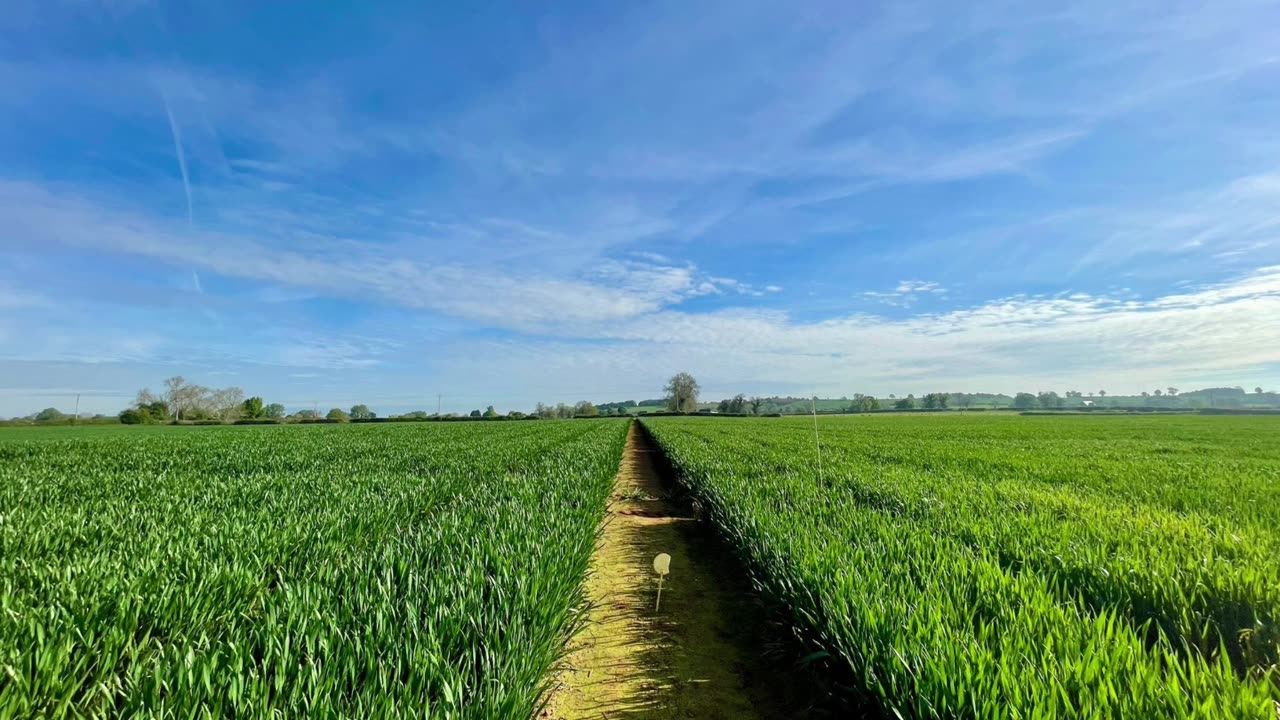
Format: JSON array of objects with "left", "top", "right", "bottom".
[{"left": 543, "top": 422, "right": 802, "bottom": 720}]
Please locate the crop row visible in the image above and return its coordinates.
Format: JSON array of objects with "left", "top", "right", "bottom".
[
  {"left": 642, "top": 414, "right": 1280, "bottom": 719},
  {"left": 0, "top": 420, "right": 628, "bottom": 719}
]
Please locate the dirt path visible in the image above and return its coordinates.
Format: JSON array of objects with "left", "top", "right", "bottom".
[{"left": 543, "top": 422, "right": 794, "bottom": 720}]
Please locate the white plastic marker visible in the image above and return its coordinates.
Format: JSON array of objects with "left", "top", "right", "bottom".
[{"left": 653, "top": 553, "right": 672, "bottom": 610}]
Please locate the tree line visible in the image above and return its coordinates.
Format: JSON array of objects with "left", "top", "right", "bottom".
[{"left": 8, "top": 374, "right": 1277, "bottom": 427}]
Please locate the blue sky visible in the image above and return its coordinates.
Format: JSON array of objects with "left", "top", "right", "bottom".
[{"left": 2, "top": 0, "right": 1279, "bottom": 416}]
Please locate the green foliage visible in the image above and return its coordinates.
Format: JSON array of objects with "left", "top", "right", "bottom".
[
  {"left": 0, "top": 420, "right": 628, "bottom": 718},
  {"left": 32, "top": 408, "right": 67, "bottom": 423},
  {"left": 894, "top": 395, "right": 916, "bottom": 410},
  {"left": 1013, "top": 391, "right": 1038, "bottom": 409},
  {"left": 921, "top": 392, "right": 949, "bottom": 409},
  {"left": 120, "top": 400, "right": 169, "bottom": 425},
  {"left": 241, "top": 396, "right": 265, "bottom": 419},
  {"left": 349, "top": 404, "right": 375, "bottom": 420},
  {"left": 326, "top": 408, "right": 349, "bottom": 422},
  {"left": 483, "top": 406, "right": 499, "bottom": 418},
  {"left": 594, "top": 401, "right": 637, "bottom": 414},
  {"left": 264, "top": 403, "right": 286, "bottom": 419},
  {"left": 1037, "top": 390, "right": 1064, "bottom": 409},
  {"left": 643, "top": 414, "right": 1280, "bottom": 718}
]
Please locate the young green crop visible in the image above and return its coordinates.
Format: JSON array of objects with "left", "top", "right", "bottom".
[
  {"left": 0, "top": 420, "right": 628, "bottom": 719},
  {"left": 643, "top": 414, "right": 1280, "bottom": 719}
]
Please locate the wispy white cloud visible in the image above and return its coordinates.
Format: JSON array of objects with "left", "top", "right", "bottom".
[
  {"left": 269, "top": 335, "right": 397, "bottom": 370},
  {"left": 894, "top": 280, "right": 945, "bottom": 294},
  {"left": 0, "top": 181, "right": 773, "bottom": 334},
  {"left": 439, "top": 265, "right": 1280, "bottom": 402},
  {"left": 1067, "top": 172, "right": 1280, "bottom": 274},
  {"left": 864, "top": 280, "right": 947, "bottom": 307}
]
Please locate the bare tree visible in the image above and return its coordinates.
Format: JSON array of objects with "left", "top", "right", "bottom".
[
  {"left": 163, "top": 376, "right": 186, "bottom": 422},
  {"left": 211, "top": 387, "right": 245, "bottom": 423},
  {"left": 748, "top": 396, "right": 763, "bottom": 415},
  {"left": 163, "top": 376, "right": 206, "bottom": 422},
  {"left": 664, "top": 373, "right": 700, "bottom": 413},
  {"left": 136, "top": 388, "right": 159, "bottom": 407}
]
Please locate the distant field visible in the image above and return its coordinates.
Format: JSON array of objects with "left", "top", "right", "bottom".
[
  {"left": 0, "top": 420, "right": 628, "bottom": 718},
  {"left": 644, "top": 414, "right": 1280, "bottom": 718}
]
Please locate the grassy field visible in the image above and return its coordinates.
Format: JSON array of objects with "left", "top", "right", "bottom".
[
  {"left": 4, "top": 415, "right": 1278, "bottom": 717},
  {"left": 0, "top": 420, "right": 628, "bottom": 718},
  {"left": 643, "top": 414, "right": 1280, "bottom": 718}
]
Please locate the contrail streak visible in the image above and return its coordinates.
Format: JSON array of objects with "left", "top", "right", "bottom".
[{"left": 161, "top": 92, "right": 193, "bottom": 224}]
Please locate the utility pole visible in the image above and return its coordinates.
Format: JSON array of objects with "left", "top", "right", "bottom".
[
  {"left": 73, "top": 393, "right": 80, "bottom": 425},
  {"left": 437, "top": 393, "right": 442, "bottom": 415}
]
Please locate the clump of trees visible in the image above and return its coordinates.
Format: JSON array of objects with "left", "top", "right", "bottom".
[
  {"left": 533, "top": 402, "right": 575, "bottom": 419},
  {"left": 121, "top": 377, "right": 248, "bottom": 424},
  {"left": 5, "top": 408, "right": 116, "bottom": 425},
  {"left": 717, "top": 394, "right": 748, "bottom": 414},
  {"left": 119, "top": 397, "right": 169, "bottom": 424},
  {"left": 34, "top": 408, "right": 67, "bottom": 422},
  {"left": 527, "top": 401, "right": 620, "bottom": 418},
  {"left": 1036, "top": 391, "right": 1064, "bottom": 409},
  {"left": 922, "top": 393, "right": 949, "bottom": 409},
  {"left": 120, "top": 377, "right": 296, "bottom": 424},
  {"left": 848, "top": 394, "right": 880, "bottom": 412},
  {"left": 596, "top": 400, "right": 637, "bottom": 414}
]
